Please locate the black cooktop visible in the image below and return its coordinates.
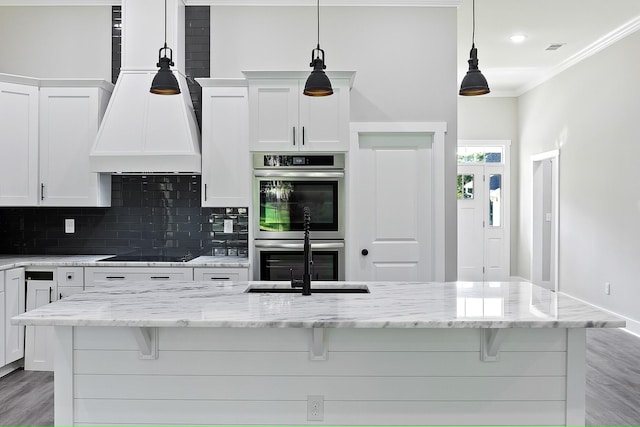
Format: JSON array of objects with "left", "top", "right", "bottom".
[{"left": 102, "top": 255, "right": 194, "bottom": 263}]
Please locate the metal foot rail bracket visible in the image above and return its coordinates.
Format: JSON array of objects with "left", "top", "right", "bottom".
[
  {"left": 131, "top": 327, "right": 159, "bottom": 359},
  {"left": 310, "top": 327, "right": 327, "bottom": 361},
  {"left": 480, "top": 328, "right": 506, "bottom": 362}
]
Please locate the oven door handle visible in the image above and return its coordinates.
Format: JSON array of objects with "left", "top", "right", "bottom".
[
  {"left": 254, "top": 241, "right": 345, "bottom": 249},
  {"left": 253, "top": 170, "right": 344, "bottom": 178}
]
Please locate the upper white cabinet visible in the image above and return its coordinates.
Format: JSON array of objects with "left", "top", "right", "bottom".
[
  {"left": 39, "top": 83, "right": 112, "bottom": 206},
  {"left": 244, "top": 71, "right": 354, "bottom": 152},
  {"left": 0, "top": 74, "right": 113, "bottom": 207},
  {"left": 197, "top": 79, "right": 251, "bottom": 207},
  {"left": 0, "top": 77, "right": 40, "bottom": 205}
]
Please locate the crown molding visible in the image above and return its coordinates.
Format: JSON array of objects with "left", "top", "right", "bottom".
[
  {"left": 0, "top": 0, "right": 461, "bottom": 6},
  {"left": 517, "top": 15, "right": 640, "bottom": 97}
]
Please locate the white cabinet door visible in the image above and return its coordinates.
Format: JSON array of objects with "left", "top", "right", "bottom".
[
  {"left": 39, "top": 86, "right": 111, "bottom": 207},
  {"left": 0, "top": 81, "right": 39, "bottom": 206},
  {"left": 193, "top": 267, "right": 249, "bottom": 281},
  {"left": 5, "top": 267, "right": 25, "bottom": 364},
  {"left": 201, "top": 86, "right": 251, "bottom": 207},
  {"left": 0, "top": 273, "right": 5, "bottom": 367},
  {"left": 298, "top": 80, "right": 349, "bottom": 152},
  {"left": 248, "top": 80, "right": 299, "bottom": 151},
  {"left": 24, "top": 281, "right": 55, "bottom": 371}
]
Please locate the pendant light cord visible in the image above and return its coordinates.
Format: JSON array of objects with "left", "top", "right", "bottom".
[
  {"left": 164, "top": 0, "right": 168, "bottom": 48},
  {"left": 316, "top": 0, "right": 320, "bottom": 49},
  {"left": 471, "top": 0, "right": 476, "bottom": 47}
]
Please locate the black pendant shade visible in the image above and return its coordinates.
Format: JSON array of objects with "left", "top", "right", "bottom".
[
  {"left": 459, "top": 44, "right": 490, "bottom": 96},
  {"left": 150, "top": 0, "right": 180, "bottom": 95},
  {"left": 459, "top": 0, "right": 490, "bottom": 96},
  {"left": 304, "top": 0, "right": 333, "bottom": 97},
  {"left": 150, "top": 45, "right": 181, "bottom": 95},
  {"left": 304, "top": 47, "right": 333, "bottom": 96}
]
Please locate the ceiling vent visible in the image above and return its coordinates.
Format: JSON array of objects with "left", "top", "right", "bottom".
[{"left": 545, "top": 43, "right": 566, "bottom": 51}]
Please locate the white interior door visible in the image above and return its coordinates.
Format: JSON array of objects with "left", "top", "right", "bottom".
[
  {"left": 352, "top": 133, "right": 432, "bottom": 282},
  {"left": 457, "top": 164, "right": 484, "bottom": 280}
]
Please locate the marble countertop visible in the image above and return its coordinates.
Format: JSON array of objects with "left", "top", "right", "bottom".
[
  {"left": 0, "top": 255, "right": 249, "bottom": 270},
  {"left": 12, "top": 280, "right": 626, "bottom": 329}
]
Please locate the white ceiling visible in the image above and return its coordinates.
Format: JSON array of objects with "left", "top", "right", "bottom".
[{"left": 457, "top": 0, "right": 640, "bottom": 97}]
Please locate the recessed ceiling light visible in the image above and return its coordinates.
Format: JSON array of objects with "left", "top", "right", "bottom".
[{"left": 509, "top": 34, "right": 527, "bottom": 43}]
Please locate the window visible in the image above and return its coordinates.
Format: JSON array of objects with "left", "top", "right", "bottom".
[
  {"left": 457, "top": 174, "right": 474, "bottom": 199},
  {"left": 457, "top": 146, "right": 503, "bottom": 164}
]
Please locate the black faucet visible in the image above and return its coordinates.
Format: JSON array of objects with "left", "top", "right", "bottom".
[{"left": 291, "top": 207, "right": 312, "bottom": 295}]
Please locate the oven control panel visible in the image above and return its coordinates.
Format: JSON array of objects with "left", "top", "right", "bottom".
[{"left": 254, "top": 153, "right": 344, "bottom": 169}]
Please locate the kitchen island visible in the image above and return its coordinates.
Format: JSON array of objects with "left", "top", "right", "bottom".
[{"left": 13, "top": 280, "right": 624, "bottom": 426}]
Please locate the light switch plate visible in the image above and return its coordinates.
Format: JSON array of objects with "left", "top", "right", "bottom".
[
  {"left": 223, "top": 219, "right": 234, "bottom": 234},
  {"left": 65, "top": 218, "right": 75, "bottom": 234}
]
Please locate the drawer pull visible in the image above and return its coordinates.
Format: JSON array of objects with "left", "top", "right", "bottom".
[
  {"left": 209, "top": 276, "right": 230, "bottom": 280},
  {"left": 105, "top": 276, "right": 125, "bottom": 280},
  {"left": 150, "top": 276, "right": 171, "bottom": 280}
]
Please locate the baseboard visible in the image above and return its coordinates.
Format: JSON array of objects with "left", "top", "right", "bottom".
[
  {"left": 559, "top": 291, "right": 640, "bottom": 337},
  {"left": 0, "top": 359, "right": 24, "bottom": 378},
  {"left": 509, "top": 276, "right": 529, "bottom": 282}
]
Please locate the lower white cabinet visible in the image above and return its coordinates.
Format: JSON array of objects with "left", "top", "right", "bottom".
[
  {"left": 194, "top": 267, "right": 249, "bottom": 282},
  {"left": 57, "top": 266, "right": 85, "bottom": 300},
  {"left": 0, "top": 273, "right": 5, "bottom": 368},
  {"left": 24, "top": 279, "right": 56, "bottom": 371},
  {"left": 5, "top": 267, "right": 25, "bottom": 365},
  {"left": 84, "top": 267, "right": 194, "bottom": 288}
]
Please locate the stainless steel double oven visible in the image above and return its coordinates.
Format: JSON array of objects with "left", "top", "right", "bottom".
[{"left": 253, "top": 153, "right": 345, "bottom": 281}]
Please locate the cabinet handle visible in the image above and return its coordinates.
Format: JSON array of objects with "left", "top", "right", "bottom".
[
  {"left": 41, "top": 183, "right": 45, "bottom": 201},
  {"left": 105, "top": 276, "right": 125, "bottom": 280},
  {"left": 302, "top": 126, "right": 305, "bottom": 145},
  {"left": 293, "top": 126, "right": 296, "bottom": 145},
  {"left": 150, "top": 276, "right": 171, "bottom": 280},
  {"left": 209, "top": 276, "right": 230, "bottom": 280},
  {"left": 59, "top": 293, "right": 63, "bottom": 300},
  {"left": 49, "top": 286, "right": 52, "bottom": 304},
  {"left": 204, "top": 183, "right": 207, "bottom": 202}
]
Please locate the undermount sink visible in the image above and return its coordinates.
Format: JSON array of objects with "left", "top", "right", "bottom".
[{"left": 245, "top": 285, "right": 370, "bottom": 294}]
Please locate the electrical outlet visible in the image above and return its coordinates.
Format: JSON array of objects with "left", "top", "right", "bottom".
[
  {"left": 307, "top": 395, "right": 324, "bottom": 421},
  {"left": 605, "top": 282, "right": 611, "bottom": 295}
]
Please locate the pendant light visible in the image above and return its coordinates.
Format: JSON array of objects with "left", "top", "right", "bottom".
[
  {"left": 303, "top": 0, "right": 333, "bottom": 97},
  {"left": 459, "top": 0, "right": 490, "bottom": 96},
  {"left": 150, "top": 0, "right": 181, "bottom": 95}
]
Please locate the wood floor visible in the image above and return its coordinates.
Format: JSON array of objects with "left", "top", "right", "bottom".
[{"left": 0, "top": 328, "right": 638, "bottom": 426}]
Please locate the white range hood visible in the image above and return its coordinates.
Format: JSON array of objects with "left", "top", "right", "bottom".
[{"left": 90, "top": 0, "right": 201, "bottom": 174}]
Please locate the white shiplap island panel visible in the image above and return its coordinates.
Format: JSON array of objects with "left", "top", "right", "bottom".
[{"left": 13, "top": 280, "right": 624, "bottom": 426}]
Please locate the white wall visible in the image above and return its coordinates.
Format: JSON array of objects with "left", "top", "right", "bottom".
[
  {"left": 0, "top": 6, "right": 111, "bottom": 79},
  {"left": 518, "top": 30, "right": 640, "bottom": 332},
  {"left": 211, "top": 5, "right": 459, "bottom": 279},
  {"left": 458, "top": 96, "right": 519, "bottom": 275}
]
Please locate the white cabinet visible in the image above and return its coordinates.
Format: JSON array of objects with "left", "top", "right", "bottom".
[
  {"left": 24, "top": 276, "right": 56, "bottom": 371},
  {"left": 198, "top": 80, "right": 251, "bottom": 207},
  {"left": 245, "top": 71, "right": 354, "bottom": 152},
  {"left": 84, "top": 267, "right": 194, "bottom": 288},
  {"left": 39, "top": 84, "right": 111, "bottom": 206},
  {"left": 0, "top": 273, "right": 5, "bottom": 368},
  {"left": 193, "top": 267, "right": 249, "bottom": 281},
  {"left": 0, "top": 74, "right": 113, "bottom": 207},
  {"left": 0, "top": 77, "right": 40, "bottom": 205},
  {"left": 5, "top": 267, "right": 25, "bottom": 364},
  {"left": 57, "top": 267, "right": 85, "bottom": 300}
]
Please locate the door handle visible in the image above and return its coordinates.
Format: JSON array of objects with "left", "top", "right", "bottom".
[
  {"left": 361, "top": 249, "right": 369, "bottom": 256},
  {"left": 302, "top": 126, "right": 305, "bottom": 145},
  {"left": 41, "top": 183, "right": 45, "bottom": 201},
  {"left": 293, "top": 126, "right": 296, "bottom": 145}
]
